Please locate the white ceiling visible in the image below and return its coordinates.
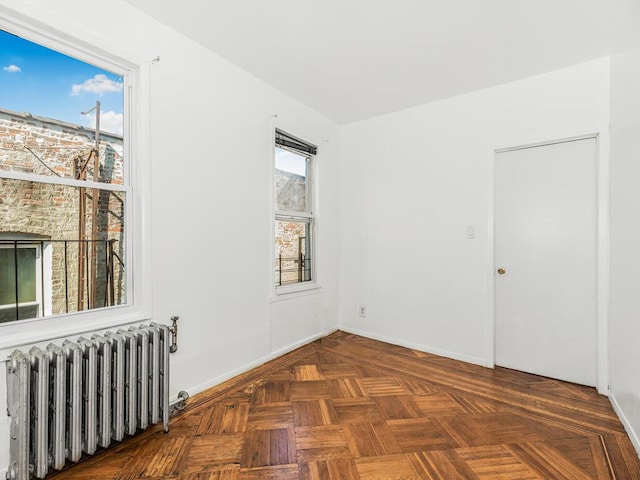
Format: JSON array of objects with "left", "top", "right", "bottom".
[{"left": 124, "top": 0, "right": 640, "bottom": 124}]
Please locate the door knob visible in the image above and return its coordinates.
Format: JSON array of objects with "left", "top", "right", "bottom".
[{"left": 497, "top": 268, "right": 506, "bottom": 275}]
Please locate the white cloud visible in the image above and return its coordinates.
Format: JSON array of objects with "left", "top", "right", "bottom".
[
  {"left": 71, "top": 74, "right": 123, "bottom": 96},
  {"left": 83, "top": 110, "right": 124, "bottom": 136},
  {"left": 3, "top": 64, "right": 21, "bottom": 73}
]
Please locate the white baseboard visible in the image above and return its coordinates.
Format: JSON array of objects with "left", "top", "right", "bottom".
[
  {"left": 339, "top": 326, "right": 493, "bottom": 368},
  {"left": 177, "top": 328, "right": 338, "bottom": 402},
  {"left": 609, "top": 390, "right": 640, "bottom": 458}
]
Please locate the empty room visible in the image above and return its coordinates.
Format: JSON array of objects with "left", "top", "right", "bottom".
[{"left": 1, "top": 0, "right": 640, "bottom": 479}]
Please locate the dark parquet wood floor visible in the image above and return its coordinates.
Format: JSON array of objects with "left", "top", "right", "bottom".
[{"left": 52, "top": 331, "right": 640, "bottom": 479}]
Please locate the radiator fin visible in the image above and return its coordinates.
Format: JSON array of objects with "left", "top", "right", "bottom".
[
  {"left": 63, "top": 341, "right": 83, "bottom": 463},
  {"left": 47, "top": 343, "right": 66, "bottom": 472},
  {"left": 7, "top": 351, "right": 30, "bottom": 480},
  {"left": 78, "top": 337, "right": 97, "bottom": 456},
  {"left": 29, "top": 347, "right": 48, "bottom": 479}
]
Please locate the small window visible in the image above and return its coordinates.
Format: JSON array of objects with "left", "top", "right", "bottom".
[
  {"left": 274, "top": 130, "right": 316, "bottom": 288},
  {"left": 0, "top": 28, "right": 128, "bottom": 324}
]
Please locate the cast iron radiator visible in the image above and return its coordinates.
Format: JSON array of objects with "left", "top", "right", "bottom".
[{"left": 5, "top": 323, "right": 170, "bottom": 480}]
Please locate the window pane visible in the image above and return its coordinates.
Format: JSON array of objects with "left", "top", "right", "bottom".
[
  {"left": 275, "top": 147, "right": 308, "bottom": 212},
  {"left": 0, "top": 29, "right": 124, "bottom": 184},
  {"left": 0, "top": 247, "right": 37, "bottom": 322},
  {"left": 0, "top": 248, "right": 34, "bottom": 304},
  {"left": 17, "top": 248, "right": 37, "bottom": 302},
  {"left": 0, "top": 178, "right": 126, "bottom": 322},
  {"left": 0, "top": 248, "right": 36, "bottom": 304},
  {"left": 0, "top": 248, "right": 15, "bottom": 305},
  {"left": 0, "top": 304, "right": 39, "bottom": 323},
  {"left": 275, "top": 219, "right": 312, "bottom": 286}
]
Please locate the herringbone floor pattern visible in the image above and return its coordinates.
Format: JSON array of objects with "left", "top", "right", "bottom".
[{"left": 53, "top": 332, "right": 640, "bottom": 479}]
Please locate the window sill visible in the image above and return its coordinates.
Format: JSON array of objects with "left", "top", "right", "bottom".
[
  {"left": 270, "top": 283, "right": 323, "bottom": 303},
  {"left": 0, "top": 306, "right": 150, "bottom": 353}
]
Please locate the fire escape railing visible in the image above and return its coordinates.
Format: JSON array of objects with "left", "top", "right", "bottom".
[{"left": 0, "top": 239, "right": 123, "bottom": 323}]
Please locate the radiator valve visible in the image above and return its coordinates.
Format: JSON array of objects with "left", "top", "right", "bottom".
[
  {"left": 169, "top": 391, "right": 189, "bottom": 418},
  {"left": 169, "top": 316, "right": 179, "bottom": 353}
]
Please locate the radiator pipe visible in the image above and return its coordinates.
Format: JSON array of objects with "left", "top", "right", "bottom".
[
  {"left": 169, "top": 316, "right": 179, "bottom": 353},
  {"left": 169, "top": 391, "right": 189, "bottom": 418}
]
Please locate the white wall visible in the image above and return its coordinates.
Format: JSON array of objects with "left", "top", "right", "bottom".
[
  {"left": 0, "top": 0, "right": 341, "bottom": 473},
  {"left": 146, "top": 22, "right": 341, "bottom": 394},
  {"left": 339, "top": 59, "right": 610, "bottom": 368},
  {"left": 609, "top": 45, "right": 640, "bottom": 453}
]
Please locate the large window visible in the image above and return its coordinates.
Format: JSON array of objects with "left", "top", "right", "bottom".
[
  {"left": 0, "top": 28, "right": 129, "bottom": 324},
  {"left": 274, "top": 130, "right": 317, "bottom": 288}
]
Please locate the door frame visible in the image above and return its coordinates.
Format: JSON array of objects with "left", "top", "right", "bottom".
[{"left": 487, "top": 133, "right": 609, "bottom": 394}]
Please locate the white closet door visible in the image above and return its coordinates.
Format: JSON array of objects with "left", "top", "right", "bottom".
[{"left": 494, "top": 138, "right": 597, "bottom": 386}]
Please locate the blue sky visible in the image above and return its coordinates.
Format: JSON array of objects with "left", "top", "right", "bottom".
[
  {"left": 0, "top": 29, "right": 124, "bottom": 135},
  {"left": 275, "top": 147, "right": 307, "bottom": 176}
]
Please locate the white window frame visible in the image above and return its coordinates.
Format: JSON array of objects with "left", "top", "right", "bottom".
[
  {"left": 272, "top": 131, "right": 319, "bottom": 296},
  {"left": 0, "top": 10, "right": 152, "bottom": 349}
]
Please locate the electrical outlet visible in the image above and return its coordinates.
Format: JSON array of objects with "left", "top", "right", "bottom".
[{"left": 358, "top": 305, "right": 366, "bottom": 318}]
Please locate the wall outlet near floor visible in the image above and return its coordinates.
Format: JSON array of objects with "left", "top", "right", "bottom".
[{"left": 358, "top": 305, "right": 367, "bottom": 318}]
